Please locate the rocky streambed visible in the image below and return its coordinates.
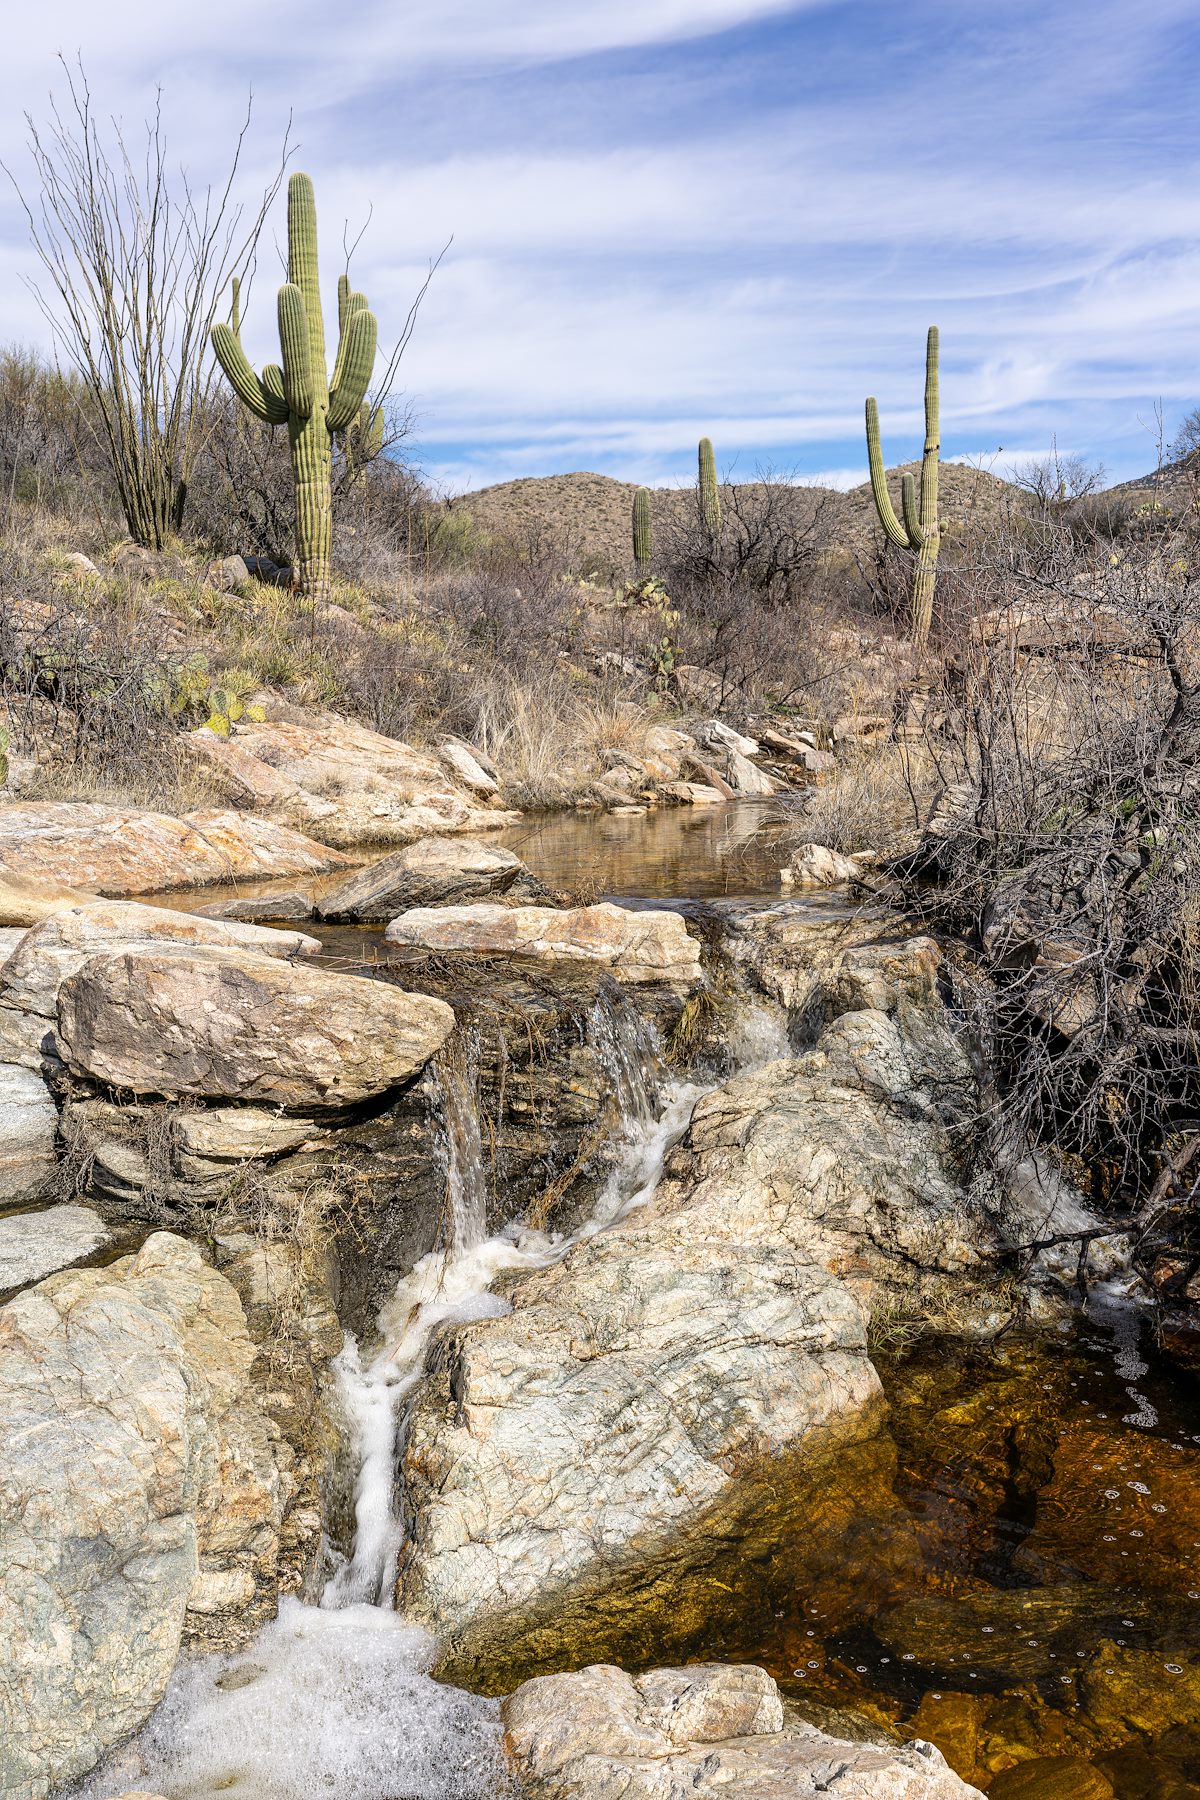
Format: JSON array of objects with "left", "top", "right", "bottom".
[{"left": 0, "top": 799, "right": 1197, "bottom": 1800}]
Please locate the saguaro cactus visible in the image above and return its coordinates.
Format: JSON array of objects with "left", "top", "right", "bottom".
[
  {"left": 211, "top": 173, "right": 378, "bottom": 601},
  {"left": 865, "top": 326, "right": 941, "bottom": 645},
  {"left": 698, "top": 436, "right": 721, "bottom": 536},
  {"left": 632, "top": 486, "right": 653, "bottom": 569}
]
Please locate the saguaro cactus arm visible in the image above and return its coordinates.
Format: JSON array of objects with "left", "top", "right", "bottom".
[
  {"left": 864, "top": 396, "right": 911, "bottom": 549},
  {"left": 901, "top": 472, "right": 925, "bottom": 549},
  {"left": 286, "top": 174, "right": 327, "bottom": 393},
  {"left": 277, "top": 284, "right": 314, "bottom": 420},
  {"left": 211, "top": 322, "right": 289, "bottom": 425},
  {"left": 327, "top": 305, "right": 378, "bottom": 431}
]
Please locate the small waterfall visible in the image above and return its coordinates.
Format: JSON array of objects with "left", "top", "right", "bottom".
[
  {"left": 432, "top": 1030, "right": 489, "bottom": 1255},
  {"left": 74, "top": 986, "right": 787, "bottom": 1800}
]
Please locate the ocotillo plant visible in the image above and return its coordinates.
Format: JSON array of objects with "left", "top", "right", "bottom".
[
  {"left": 698, "top": 436, "right": 721, "bottom": 536},
  {"left": 211, "top": 173, "right": 378, "bottom": 602},
  {"left": 632, "top": 486, "right": 654, "bottom": 569},
  {"left": 865, "top": 326, "right": 941, "bottom": 645}
]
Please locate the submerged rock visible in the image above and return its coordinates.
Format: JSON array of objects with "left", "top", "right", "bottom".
[
  {"left": 316, "top": 834, "right": 548, "bottom": 922},
  {"left": 502, "top": 1662, "right": 984, "bottom": 1799},
  {"left": 384, "top": 900, "right": 702, "bottom": 985},
  {"left": 57, "top": 949, "right": 456, "bottom": 1108},
  {"left": 0, "top": 802, "right": 352, "bottom": 897},
  {"left": 0, "top": 1233, "right": 314, "bottom": 1800}
]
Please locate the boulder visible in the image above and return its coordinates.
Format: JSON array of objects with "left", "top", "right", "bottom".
[
  {"left": 0, "top": 803, "right": 352, "bottom": 898},
  {"left": 316, "top": 835, "right": 547, "bottom": 922},
  {"left": 660, "top": 780, "right": 727, "bottom": 805},
  {"left": 723, "top": 748, "right": 778, "bottom": 797},
  {"left": 194, "top": 888, "right": 315, "bottom": 923},
  {"left": 0, "top": 1204, "right": 109, "bottom": 1292},
  {"left": 0, "top": 1234, "right": 296, "bottom": 1799},
  {"left": 57, "top": 949, "right": 456, "bottom": 1108},
  {"left": 189, "top": 714, "right": 519, "bottom": 848},
  {"left": 780, "top": 842, "right": 872, "bottom": 889},
  {"left": 694, "top": 718, "right": 760, "bottom": 758},
  {"left": 384, "top": 901, "right": 701, "bottom": 986},
  {"left": 0, "top": 901, "right": 319, "bottom": 1069},
  {"left": 0, "top": 1063, "right": 57, "bottom": 1202},
  {"left": 502, "top": 1663, "right": 984, "bottom": 1800},
  {"left": 439, "top": 738, "right": 499, "bottom": 794}
]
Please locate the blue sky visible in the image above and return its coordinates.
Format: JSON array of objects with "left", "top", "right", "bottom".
[{"left": 2, "top": 0, "right": 1199, "bottom": 492}]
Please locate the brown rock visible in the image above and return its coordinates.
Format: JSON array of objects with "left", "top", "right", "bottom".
[
  {"left": 316, "top": 835, "right": 545, "bottom": 922},
  {"left": 57, "top": 948, "right": 456, "bottom": 1107},
  {"left": 0, "top": 802, "right": 352, "bottom": 897}
]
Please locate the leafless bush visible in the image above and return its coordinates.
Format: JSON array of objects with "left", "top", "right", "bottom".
[
  {"left": 889, "top": 493, "right": 1200, "bottom": 1231},
  {"left": 658, "top": 469, "right": 838, "bottom": 605}
]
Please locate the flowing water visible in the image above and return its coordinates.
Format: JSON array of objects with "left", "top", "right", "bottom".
[{"left": 73, "top": 995, "right": 792, "bottom": 1800}]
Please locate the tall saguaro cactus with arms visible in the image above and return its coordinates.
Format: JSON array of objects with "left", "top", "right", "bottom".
[
  {"left": 211, "top": 173, "right": 378, "bottom": 601},
  {"left": 865, "top": 326, "right": 941, "bottom": 645}
]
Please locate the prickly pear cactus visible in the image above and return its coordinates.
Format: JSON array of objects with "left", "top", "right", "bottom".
[{"left": 211, "top": 175, "right": 379, "bottom": 602}]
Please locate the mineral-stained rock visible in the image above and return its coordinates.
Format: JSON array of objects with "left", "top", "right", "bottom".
[
  {"left": 986, "top": 1761, "right": 1114, "bottom": 1800},
  {"left": 0, "top": 901, "right": 319, "bottom": 1069},
  {"left": 57, "top": 949, "right": 456, "bottom": 1108},
  {"left": 189, "top": 713, "right": 519, "bottom": 847},
  {"left": 0, "top": 1062, "right": 58, "bottom": 1202},
  {"left": 502, "top": 1662, "right": 985, "bottom": 1800},
  {"left": 0, "top": 1203, "right": 109, "bottom": 1292},
  {"left": 384, "top": 900, "right": 701, "bottom": 985},
  {"left": 0, "top": 1234, "right": 297, "bottom": 1800},
  {"left": 316, "top": 834, "right": 547, "bottom": 922},
  {"left": 0, "top": 802, "right": 352, "bottom": 897}
]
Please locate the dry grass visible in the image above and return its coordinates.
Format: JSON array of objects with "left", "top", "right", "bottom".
[{"left": 789, "top": 742, "right": 938, "bottom": 857}]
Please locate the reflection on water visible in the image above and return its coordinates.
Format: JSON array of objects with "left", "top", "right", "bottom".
[
  {"left": 473, "top": 1321, "right": 1200, "bottom": 1798},
  {"left": 495, "top": 798, "right": 797, "bottom": 901}
]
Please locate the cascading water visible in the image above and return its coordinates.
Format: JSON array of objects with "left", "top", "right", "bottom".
[{"left": 69, "top": 987, "right": 794, "bottom": 1800}]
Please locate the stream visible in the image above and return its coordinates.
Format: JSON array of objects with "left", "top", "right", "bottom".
[{"left": 75, "top": 803, "right": 1200, "bottom": 1800}]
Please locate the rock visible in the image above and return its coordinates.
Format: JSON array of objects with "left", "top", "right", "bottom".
[
  {"left": 0, "top": 901, "right": 319, "bottom": 1070},
  {"left": 780, "top": 842, "right": 871, "bottom": 888},
  {"left": 204, "top": 553, "right": 251, "bottom": 590},
  {"left": 0, "top": 873, "right": 95, "bottom": 927},
  {"left": 502, "top": 1663, "right": 985, "bottom": 1800},
  {"left": 660, "top": 780, "right": 728, "bottom": 805},
  {"left": 671, "top": 664, "right": 729, "bottom": 712},
  {"left": 63, "top": 550, "right": 101, "bottom": 577},
  {"left": 194, "top": 889, "right": 315, "bottom": 923},
  {"left": 189, "top": 714, "right": 520, "bottom": 848},
  {"left": 57, "top": 949, "right": 456, "bottom": 1108},
  {"left": 439, "top": 738, "right": 499, "bottom": 794},
  {"left": 0, "top": 926, "right": 25, "bottom": 964},
  {"left": 680, "top": 753, "right": 736, "bottom": 798},
  {"left": 0, "top": 1063, "right": 58, "bottom": 1201},
  {"left": 316, "top": 835, "right": 547, "bottom": 922},
  {"left": 0, "top": 1234, "right": 295, "bottom": 1798},
  {"left": 694, "top": 718, "right": 760, "bottom": 758},
  {"left": 0, "top": 803, "right": 352, "bottom": 897},
  {"left": 724, "top": 747, "right": 778, "bottom": 797},
  {"left": 384, "top": 901, "right": 701, "bottom": 986},
  {"left": 0, "top": 1204, "right": 109, "bottom": 1292},
  {"left": 986, "top": 1759, "right": 1114, "bottom": 1800}
]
